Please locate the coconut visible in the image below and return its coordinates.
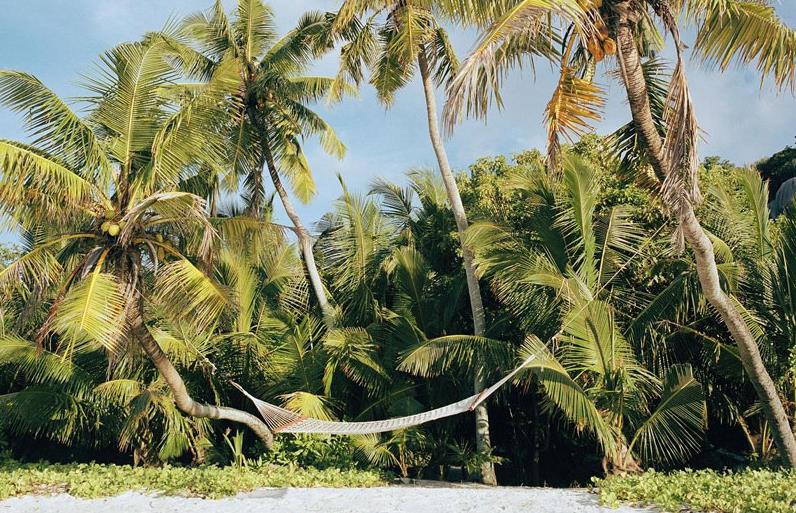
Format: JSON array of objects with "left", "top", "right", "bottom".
[
  {"left": 108, "top": 224, "right": 121, "bottom": 237},
  {"left": 593, "top": 45, "right": 605, "bottom": 62},
  {"left": 101, "top": 221, "right": 111, "bottom": 233},
  {"left": 603, "top": 38, "right": 617, "bottom": 56}
]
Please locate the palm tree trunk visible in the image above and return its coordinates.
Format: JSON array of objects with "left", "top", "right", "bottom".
[
  {"left": 616, "top": 10, "right": 796, "bottom": 467},
  {"left": 418, "top": 48, "right": 497, "bottom": 485},
  {"left": 124, "top": 263, "right": 274, "bottom": 448},
  {"left": 260, "top": 135, "right": 336, "bottom": 327}
]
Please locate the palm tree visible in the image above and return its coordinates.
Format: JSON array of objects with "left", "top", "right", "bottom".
[
  {"left": 330, "top": 0, "right": 500, "bottom": 483},
  {"left": 172, "top": 0, "right": 351, "bottom": 325},
  {"left": 444, "top": 0, "right": 796, "bottom": 467},
  {"left": 401, "top": 155, "right": 706, "bottom": 472},
  {"left": 0, "top": 38, "right": 274, "bottom": 446}
]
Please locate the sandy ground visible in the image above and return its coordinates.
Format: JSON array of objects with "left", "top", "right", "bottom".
[{"left": 0, "top": 486, "right": 657, "bottom": 513}]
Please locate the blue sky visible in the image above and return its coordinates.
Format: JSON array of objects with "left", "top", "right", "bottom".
[{"left": 1, "top": 1, "right": 795, "bottom": 241}]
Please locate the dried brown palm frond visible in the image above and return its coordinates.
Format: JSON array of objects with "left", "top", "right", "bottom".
[
  {"left": 657, "top": 4, "right": 701, "bottom": 249},
  {"left": 545, "top": 61, "right": 605, "bottom": 170}
]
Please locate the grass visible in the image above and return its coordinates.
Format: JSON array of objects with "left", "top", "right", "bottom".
[
  {"left": 594, "top": 468, "right": 796, "bottom": 513},
  {"left": 0, "top": 461, "right": 386, "bottom": 500}
]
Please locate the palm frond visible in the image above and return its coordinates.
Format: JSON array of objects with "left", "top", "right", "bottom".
[
  {"left": 398, "top": 334, "right": 515, "bottom": 380},
  {"left": 517, "top": 335, "right": 618, "bottom": 458},
  {"left": 236, "top": 0, "right": 276, "bottom": 62},
  {"left": 53, "top": 271, "right": 126, "bottom": 355},
  {"left": 545, "top": 65, "right": 605, "bottom": 168},
  {"left": 0, "top": 70, "right": 112, "bottom": 186},
  {"left": 154, "top": 258, "right": 231, "bottom": 331},
  {"left": 443, "top": 18, "right": 558, "bottom": 132},
  {"left": 628, "top": 364, "right": 706, "bottom": 464},
  {"left": 693, "top": 1, "right": 796, "bottom": 92}
]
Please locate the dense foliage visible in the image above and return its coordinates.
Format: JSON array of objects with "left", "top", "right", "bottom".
[
  {"left": 0, "top": 461, "right": 384, "bottom": 500},
  {"left": 0, "top": 0, "right": 795, "bottom": 498},
  {"left": 595, "top": 468, "right": 796, "bottom": 513},
  {"left": 757, "top": 140, "right": 796, "bottom": 201}
]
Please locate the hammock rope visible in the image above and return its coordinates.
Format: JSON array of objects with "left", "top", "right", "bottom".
[{"left": 231, "top": 354, "right": 535, "bottom": 435}]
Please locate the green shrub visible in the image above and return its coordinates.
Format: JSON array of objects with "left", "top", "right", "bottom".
[
  {"left": 594, "top": 468, "right": 796, "bottom": 513},
  {"left": 263, "top": 434, "right": 362, "bottom": 470},
  {"left": 0, "top": 461, "right": 386, "bottom": 500}
]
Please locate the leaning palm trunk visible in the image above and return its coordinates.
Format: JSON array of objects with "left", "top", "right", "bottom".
[
  {"left": 418, "top": 48, "right": 497, "bottom": 485},
  {"left": 123, "top": 259, "right": 274, "bottom": 448},
  {"left": 616, "top": 12, "right": 796, "bottom": 466},
  {"left": 261, "top": 136, "right": 336, "bottom": 327}
]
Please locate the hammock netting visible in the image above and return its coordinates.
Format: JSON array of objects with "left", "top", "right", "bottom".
[{"left": 233, "top": 355, "right": 534, "bottom": 435}]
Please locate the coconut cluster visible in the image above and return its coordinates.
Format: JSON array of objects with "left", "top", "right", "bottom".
[
  {"left": 98, "top": 209, "right": 125, "bottom": 237},
  {"left": 578, "top": 0, "right": 617, "bottom": 62}
]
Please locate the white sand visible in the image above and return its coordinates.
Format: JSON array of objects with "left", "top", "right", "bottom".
[{"left": 0, "top": 486, "right": 657, "bottom": 513}]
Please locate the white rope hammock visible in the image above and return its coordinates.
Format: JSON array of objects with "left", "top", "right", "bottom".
[{"left": 232, "top": 355, "right": 535, "bottom": 435}]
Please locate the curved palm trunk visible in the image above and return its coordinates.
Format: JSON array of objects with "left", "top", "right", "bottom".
[
  {"left": 418, "top": 48, "right": 497, "bottom": 485},
  {"left": 616, "top": 10, "right": 796, "bottom": 466},
  {"left": 260, "top": 136, "right": 336, "bottom": 327},
  {"left": 125, "top": 266, "right": 274, "bottom": 448}
]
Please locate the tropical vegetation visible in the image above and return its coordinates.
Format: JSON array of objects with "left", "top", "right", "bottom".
[
  {"left": 595, "top": 468, "right": 796, "bottom": 513},
  {"left": 0, "top": 0, "right": 795, "bottom": 502}
]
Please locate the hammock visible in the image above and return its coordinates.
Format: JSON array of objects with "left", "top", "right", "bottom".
[{"left": 233, "top": 355, "right": 535, "bottom": 435}]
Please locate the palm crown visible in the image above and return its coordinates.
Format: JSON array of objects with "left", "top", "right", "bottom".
[{"left": 0, "top": 35, "right": 275, "bottom": 447}]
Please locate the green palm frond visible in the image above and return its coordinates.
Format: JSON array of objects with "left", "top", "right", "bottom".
[
  {"left": 236, "top": 0, "right": 276, "bottom": 62},
  {"left": 558, "top": 156, "right": 598, "bottom": 288},
  {"left": 371, "top": 22, "right": 415, "bottom": 106},
  {"left": 369, "top": 178, "right": 417, "bottom": 232},
  {"left": 0, "top": 71, "right": 113, "bottom": 186},
  {"left": 398, "top": 334, "right": 515, "bottom": 380},
  {"left": 86, "top": 40, "right": 178, "bottom": 178},
  {"left": 53, "top": 271, "right": 126, "bottom": 355},
  {"left": 516, "top": 335, "right": 618, "bottom": 458},
  {"left": 389, "top": 3, "right": 435, "bottom": 70},
  {"left": 332, "top": 14, "right": 379, "bottom": 100},
  {"left": 429, "top": 27, "right": 460, "bottom": 88},
  {"left": 0, "top": 141, "right": 105, "bottom": 209},
  {"left": 595, "top": 206, "right": 645, "bottom": 287},
  {"left": 150, "top": 56, "right": 243, "bottom": 189},
  {"left": 0, "top": 233, "right": 95, "bottom": 289},
  {"left": 0, "top": 335, "right": 94, "bottom": 393},
  {"left": 558, "top": 300, "right": 649, "bottom": 384},
  {"left": 736, "top": 167, "right": 772, "bottom": 257},
  {"left": 93, "top": 379, "right": 145, "bottom": 406},
  {"left": 352, "top": 432, "right": 400, "bottom": 468},
  {"left": 693, "top": 1, "right": 796, "bottom": 91},
  {"left": 0, "top": 388, "right": 89, "bottom": 444},
  {"left": 323, "top": 327, "right": 388, "bottom": 395},
  {"left": 281, "top": 390, "right": 336, "bottom": 420},
  {"left": 123, "top": 191, "right": 215, "bottom": 257},
  {"left": 154, "top": 258, "right": 231, "bottom": 331},
  {"left": 260, "top": 11, "right": 329, "bottom": 76},
  {"left": 277, "top": 140, "right": 315, "bottom": 204},
  {"left": 628, "top": 364, "right": 706, "bottom": 464},
  {"left": 180, "top": 0, "right": 236, "bottom": 60}
]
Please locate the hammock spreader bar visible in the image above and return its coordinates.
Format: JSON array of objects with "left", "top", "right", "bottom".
[{"left": 232, "top": 354, "right": 535, "bottom": 435}]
